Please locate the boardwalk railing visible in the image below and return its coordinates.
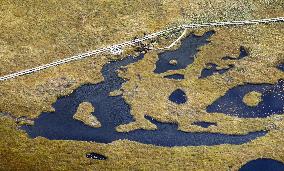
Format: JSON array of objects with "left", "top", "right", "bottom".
[{"left": 0, "top": 17, "right": 283, "bottom": 81}]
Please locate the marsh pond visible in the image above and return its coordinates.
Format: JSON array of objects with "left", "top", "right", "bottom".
[{"left": 22, "top": 31, "right": 283, "bottom": 148}]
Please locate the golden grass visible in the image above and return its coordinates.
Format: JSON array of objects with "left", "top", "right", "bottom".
[
  {"left": 243, "top": 91, "right": 263, "bottom": 107},
  {"left": 117, "top": 23, "right": 284, "bottom": 134},
  {"left": 0, "top": 115, "right": 284, "bottom": 170},
  {"left": 0, "top": 0, "right": 283, "bottom": 119},
  {"left": 0, "top": 0, "right": 284, "bottom": 170},
  {"left": 73, "top": 102, "right": 101, "bottom": 128}
]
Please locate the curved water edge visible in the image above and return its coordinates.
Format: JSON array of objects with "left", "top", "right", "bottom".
[
  {"left": 200, "top": 46, "right": 248, "bottom": 79},
  {"left": 86, "top": 152, "right": 107, "bottom": 160},
  {"left": 169, "top": 89, "right": 187, "bottom": 104},
  {"left": 192, "top": 121, "right": 217, "bottom": 128},
  {"left": 222, "top": 46, "right": 249, "bottom": 60},
  {"left": 199, "top": 63, "right": 234, "bottom": 79},
  {"left": 154, "top": 31, "right": 215, "bottom": 74},
  {"left": 22, "top": 33, "right": 268, "bottom": 147},
  {"left": 239, "top": 158, "right": 284, "bottom": 171},
  {"left": 164, "top": 74, "right": 185, "bottom": 80},
  {"left": 207, "top": 80, "right": 284, "bottom": 118},
  {"left": 277, "top": 63, "right": 284, "bottom": 72}
]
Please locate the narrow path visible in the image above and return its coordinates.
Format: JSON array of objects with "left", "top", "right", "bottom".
[{"left": 0, "top": 17, "right": 283, "bottom": 81}]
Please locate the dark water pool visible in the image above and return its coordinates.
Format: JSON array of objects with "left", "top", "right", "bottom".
[
  {"left": 207, "top": 80, "right": 284, "bottom": 118},
  {"left": 199, "top": 46, "right": 249, "bottom": 79},
  {"left": 164, "top": 74, "right": 185, "bottom": 80},
  {"left": 169, "top": 89, "right": 187, "bottom": 104},
  {"left": 222, "top": 46, "right": 249, "bottom": 60},
  {"left": 199, "top": 63, "right": 234, "bottom": 79},
  {"left": 21, "top": 34, "right": 268, "bottom": 147},
  {"left": 239, "top": 158, "right": 284, "bottom": 171},
  {"left": 154, "top": 31, "right": 215, "bottom": 74},
  {"left": 192, "top": 121, "right": 217, "bottom": 128},
  {"left": 277, "top": 63, "right": 284, "bottom": 72},
  {"left": 86, "top": 152, "right": 107, "bottom": 160}
]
